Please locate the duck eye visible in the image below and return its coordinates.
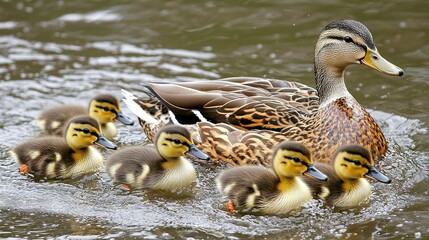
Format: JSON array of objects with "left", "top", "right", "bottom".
[
  {"left": 103, "top": 107, "right": 110, "bottom": 111},
  {"left": 353, "top": 160, "right": 361, "bottom": 166},
  {"left": 292, "top": 157, "right": 301, "bottom": 163},
  {"left": 82, "top": 128, "right": 90, "bottom": 134},
  {"left": 344, "top": 36, "right": 353, "bottom": 43},
  {"left": 173, "top": 139, "right": 181, "bottom": 145}
]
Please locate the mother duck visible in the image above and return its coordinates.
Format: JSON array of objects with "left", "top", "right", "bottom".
[{"left": 125, "top": 19, "right": 403, "bottom": 164}]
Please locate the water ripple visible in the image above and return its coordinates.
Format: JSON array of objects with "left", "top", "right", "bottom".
[
  {"left": 0, "top": 1, "right": 427, "bottom": 237},
  {"left": 57, "top": 10, "right": 122, "bottom": 23}
]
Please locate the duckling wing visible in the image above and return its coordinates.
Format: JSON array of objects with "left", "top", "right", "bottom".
[
  {"left": 105, "top": 146, "right": 165, "bottom": 188},
  {"left": 216, "top": 165, "right": 278, "bottom": 210},
  {"left": 38, "top": 105, "right": 87, "bottom": 136},
  {"left": 11, "top": 137, "right": 73, "bottom": 178},
  {"left": 301, "top": 163, "right": 342, "bottom": 201},
  {"left": 144, "top": 77, "right": 319, "bottom": 130}
]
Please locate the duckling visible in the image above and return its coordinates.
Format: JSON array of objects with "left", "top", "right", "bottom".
[
  {"left": 38, "top": 93, "right": 134, "bottom": 140},
  {"left": 303, "top": 144, "right": 391, "bottom": 207},
  {"left": 216, "top": 141, "right": 328, "bottom": 214},
  {"left": 9, "top": 116, "right": 117, "bottom": 179},
  {"left": 106, "top": 124, "right": 209, "bottom": 191}
]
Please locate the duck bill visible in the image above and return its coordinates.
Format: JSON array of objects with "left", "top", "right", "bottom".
[
  {"left": 303, "top": 164, "right": 328, "bottom": 181},
  {"left": 186, "top": 144, "right": 210, "bottom": 160},
  {"left": 94, "top": 134, "right": 117, "bottom": 150},
  {"left": 115, "top": 111, "right": 134, "bottom": 125},
  {"left": 364, "top": 166, "right": 391, "bottom": 183},
  {"left": 360, "top": 48, "right": 404, "bottom": 76}
]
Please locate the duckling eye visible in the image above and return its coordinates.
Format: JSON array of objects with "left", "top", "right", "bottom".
[
  {"left": 353, "top": 160, "right": 361, "bottom": 166},
  {"left": 82, "top": 128, "right": 90, "bottom": 134},
  {"left": 344, "top": 36, "right": 353, "bottom": 43},
  {"left": 96, "top": 105, "right": 111, "bottom": 112},
  {"left": 292, "top": 157, "right": 301, "bottom": 163},
  {"left": 165, "top": 138, "right": 184, "bottom": 146}
]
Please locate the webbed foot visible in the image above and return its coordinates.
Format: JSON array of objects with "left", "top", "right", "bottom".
[
  {"left": 226, "top": 200, "right": 236, "bottom": 214},
  {"left": 19, "top": 164, "right": 29, "bottom": 174}
]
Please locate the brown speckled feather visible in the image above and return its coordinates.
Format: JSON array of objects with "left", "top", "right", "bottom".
[
  {"left": 133, "top": 78, "right": 387, "bottom": 164},
  {"left": 133, "top": 88, "right": 387, "bottom": 165},
  {"left": 128, "top": 20, "right": 403, "bottom": 165},
  {"left": 196, "top": 122, "right": 288, "bottom": 165},
  {"left": 133, "top": 94, "right": 169, "bottom": 142},
  {"left": 145, "top": 78, "right": 318, "bottom": 129},
  {"left": 302, "top": 98, "right": 387, "bottom": 162},
  {"left": 134, "top": 95, "right": 169, "bottom": 120},
  {"left": 196, "top": 96, "right": 386, "bottom": 164}
]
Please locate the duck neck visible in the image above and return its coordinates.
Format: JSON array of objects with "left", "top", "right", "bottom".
[
  {"left": 100, "top": 122, "right": 117, "bottom": 140},
  {"left": 66, "top": 136, "right": 90, "bottom": 153},
  {"left": 276, "top": 175, "right": 297, "bottom": 192},
  {"left": 161, "top": 156, "right": 183, "bottom": 169},
  {"left": 314, "top": 60, "right": 353, "bottom": 108},
  {"left": 341, "top": 178, "right": 360, "bottom": 189},
  {"left": 69, "top": 144, "right": 90, "bottom": 154}
]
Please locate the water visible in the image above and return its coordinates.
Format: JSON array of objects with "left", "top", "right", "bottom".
[{"left": 0, "top": 0, "right": 428, "bottom": 239}]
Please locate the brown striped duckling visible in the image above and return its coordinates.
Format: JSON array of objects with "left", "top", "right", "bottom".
[
  {"left": 216, "top": 141, "right": 327, "bottom": 214},
  {"left": 303, "top": 145, "right": 391, "bottom": 207},
  {"left": 106, "top": 124, "right": 209, "bottom": 191},
  {"left": 10, "top": 116, "right": 117, "bottom": 179},
  {"left": 38, "top": 93, "right": 134, "bottom": 140}
]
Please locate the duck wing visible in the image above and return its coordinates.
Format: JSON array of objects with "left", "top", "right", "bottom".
[{"left": 144, "top": 77, "right": 319, "bottom": 131}]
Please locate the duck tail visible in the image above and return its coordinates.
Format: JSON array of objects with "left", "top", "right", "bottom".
[{"left": 121, "top": 89, "right": 158, "bottom": 124}]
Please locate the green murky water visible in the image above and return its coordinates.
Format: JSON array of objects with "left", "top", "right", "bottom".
[{"left": 0, "top": 0, "right": 428, "bottom": 239}]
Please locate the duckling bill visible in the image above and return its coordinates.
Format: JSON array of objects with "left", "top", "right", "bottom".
[
  {"left": 9, "top": 116, "right": 117, "bottom": 179},
  {"left": 106, "top": 124, "right": 209, "bottom": 191},
  {"left": 38, "top": 93, "right": 134, "bottom": 140},
  {"left": 216, "top": 141, "right": 327, "bottom": 214},
  {"left": 304, "top": 144, "right": 391, "bottom": 207}
]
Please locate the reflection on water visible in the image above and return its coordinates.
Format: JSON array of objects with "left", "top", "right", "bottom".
[{"left": 0, "top": 0, "right": 428, "bottom": 239}]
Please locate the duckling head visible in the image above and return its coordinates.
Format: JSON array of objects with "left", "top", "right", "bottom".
[
  {"left": 315, "top": 20, "right": 403, "bottom": 77},
  {"left": 333, "top": 145, "right": 391, "bottom": 183},
  {"left": 65, "top": 116, "right": 117, "bottom": 150},
  {"left": 155, "top": 125, "right": 209, "bottom": 161},
  {"left": 272, "top": 141, "right": 327, "bottom": 181},
  {"left": 88, "top": 94, "right": 134, "bottom": 126}
]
